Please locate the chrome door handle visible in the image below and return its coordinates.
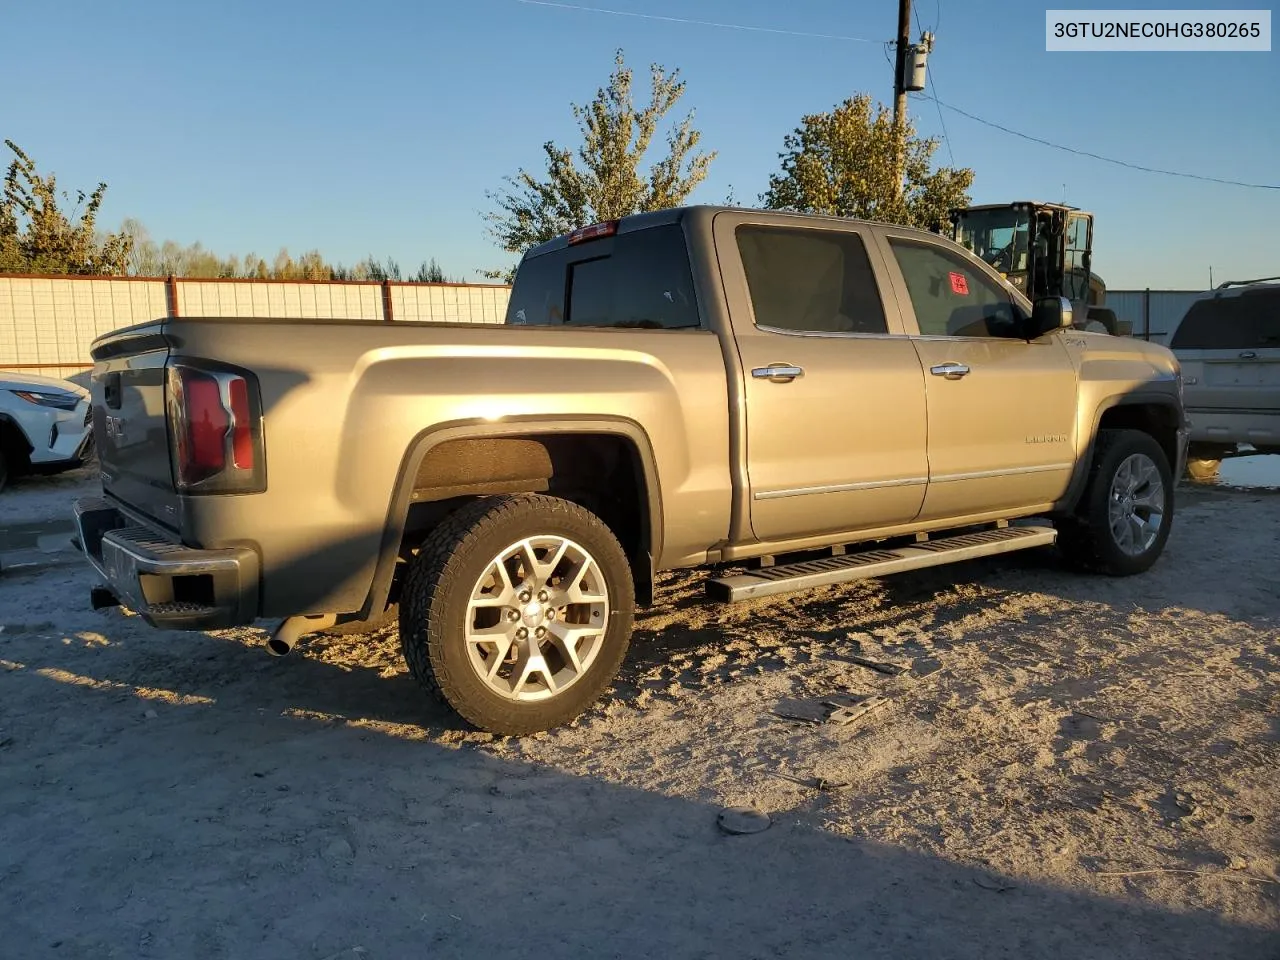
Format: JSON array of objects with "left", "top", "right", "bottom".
[
  {"left": 752, "top": 364, "right": 804, "bottom": 383},
  {"left": 1239, "top": 350, "right": 1258, "bottom": 360},
  {"left": 930, "top": 362, "right": 971, "bottom": 380}
]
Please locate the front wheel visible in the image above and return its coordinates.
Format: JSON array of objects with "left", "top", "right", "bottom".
[
  {"left": 399, "top": 494, "right": 635, "bottom": 735},
  {"left": 1056, "top": 429, "right": 1174, "bottom": 576}
]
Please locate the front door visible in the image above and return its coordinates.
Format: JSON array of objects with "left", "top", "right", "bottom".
[
  {"left": 715, "top": 214, "right": 930, "bottom": 543},
  {"left": 878, "top": 230, "right": 1080, "bottom": 521}
]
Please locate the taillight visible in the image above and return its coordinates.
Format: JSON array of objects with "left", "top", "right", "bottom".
[
  {"left": 227, "top": 377, "right": 253, "bottom": 469},
  {"left": 184, "top": 373, "right": 228, "bottom": 479},
  {"left": 166, "top": 363, "right": 265, "bottom": 494}
]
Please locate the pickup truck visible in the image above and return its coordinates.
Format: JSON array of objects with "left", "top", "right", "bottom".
[{"left": 74, "top": 205, "right": 1188, "bottom": 735}]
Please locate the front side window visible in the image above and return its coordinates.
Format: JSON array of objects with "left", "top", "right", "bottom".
[
  {"left": 735, "top": 225, "right": 888, "bottom": 335},
  {"left": 1062, "top": 214, "right": 1091, "bottom": 303},
  {"left": 954, "top": 208, "right": 1031, "bottom": 274},
  {"left": 889, "top": 239, "right": 1021, "bottom": 339}
]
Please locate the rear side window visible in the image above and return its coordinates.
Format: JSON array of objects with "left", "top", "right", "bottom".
[
  {"left": 1170, "top": 289, "right": 1280, "bottom": 350},
  {"left": 735, "top": 225, "right": 888, "bottom": 334},
  {"left": 505, "top": 224, "right": 700, "bottom": 330}
]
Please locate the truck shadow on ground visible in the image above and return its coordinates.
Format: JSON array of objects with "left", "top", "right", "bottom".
[{"left": 3, "top": 630, "right": 1279, "bottom": 960}]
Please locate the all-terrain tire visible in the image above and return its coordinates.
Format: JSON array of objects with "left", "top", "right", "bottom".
[
  {"left": 1055, "top": 429, "right": 1174, "bottom": 576},
  {"left": 398, "top": 493, "right": 635, "bottom": 735}
]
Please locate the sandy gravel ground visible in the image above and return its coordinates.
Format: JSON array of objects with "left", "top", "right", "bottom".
[{"left": 1, "top": 470, "right": 1277, "bottom": 959}]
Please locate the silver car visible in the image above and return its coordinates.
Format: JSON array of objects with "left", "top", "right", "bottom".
[{"left": 1171, "top": 279, "right": 1280, "bottom": 480}]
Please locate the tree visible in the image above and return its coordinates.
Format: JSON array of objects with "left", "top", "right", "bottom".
[
  {"left": 483, "top": 48, "right": 716, "bottom": 267},
  {"left": 760, "top": 94, "right": 974, "bottom": 231},
  {"left": 414, "top": 258, "right": 452, "bottom": 283},
  {"left": 1, "top": 140, "right": 133, "bottom": 274}
]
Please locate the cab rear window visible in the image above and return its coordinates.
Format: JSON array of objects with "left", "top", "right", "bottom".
[
  {"left": 1170, "top": 288, "right": 1280, "bottom": 350},
  {"left": 505, "top": 224, "right": 700, "bottom": 330}
]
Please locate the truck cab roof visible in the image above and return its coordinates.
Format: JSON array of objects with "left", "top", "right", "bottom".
[{"left": 521, "top": 205, "right": 946, "bottom": 261}]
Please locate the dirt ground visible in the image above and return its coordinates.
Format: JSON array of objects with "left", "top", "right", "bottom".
[{"left": 1, "top": 467, "right": 1277, "bottom": 959}]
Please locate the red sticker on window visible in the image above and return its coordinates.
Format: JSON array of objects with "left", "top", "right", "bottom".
[{"left": 949, "top": 272, "right": 969, "bottom": 295}]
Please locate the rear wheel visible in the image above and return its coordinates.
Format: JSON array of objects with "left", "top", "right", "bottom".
[
  {"left": 1056, "top": 429, "right": 1173, "bottom": 576},
  {"left": 399, "top": 494, "right": 634, "bottom": 735},
  {"left": 0, "top": 448, "right": 8, "bottom": 493}
]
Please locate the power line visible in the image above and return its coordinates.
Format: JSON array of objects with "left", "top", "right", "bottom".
[
  {"left": 917, "top": 93, "right": 1280, "bottom": 190},
  {"left": 924, "top": 66, "right": 955, "bottom": 167},
  {"left": 513, "top": 0, "right": 884, "bottom": 44}
]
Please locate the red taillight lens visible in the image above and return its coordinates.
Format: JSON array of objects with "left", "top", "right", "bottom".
[
  {"left": 167, "top": 364, "right": 264, "bottom": 493},
  {"left": 184, "top": 373, "right": 228, "bottom": 479},
  {"left": 227, "top": 377, "right": 253, "bottom": 469}
]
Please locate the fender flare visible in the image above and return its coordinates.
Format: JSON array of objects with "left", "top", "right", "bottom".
[
  {"left": 1057, "top": 391, "right": 1184, "bottom": 512},
  {"left": 361, "top": 414, "right": 665, "bottom": 617}
]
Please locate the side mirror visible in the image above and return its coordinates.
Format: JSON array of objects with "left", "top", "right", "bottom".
[{"left": 1028, "top": 296, "right": 1073, "bottom": 338}]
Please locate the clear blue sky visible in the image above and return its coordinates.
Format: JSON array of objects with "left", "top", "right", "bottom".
[{"left": 3, "top": 0, "right": 1276, "bottom": 288}]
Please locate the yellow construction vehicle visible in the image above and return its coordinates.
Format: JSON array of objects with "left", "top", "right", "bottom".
[{"left": 949, "top": 201, "right": 1130, "bottom": 336}]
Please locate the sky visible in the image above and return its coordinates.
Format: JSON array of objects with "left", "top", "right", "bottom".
[{"left": 2, "top": 0, "right": 1277, "bottom": 289}]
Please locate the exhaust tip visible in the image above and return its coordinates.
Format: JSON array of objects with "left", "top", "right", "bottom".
[
  {"left": 265, "top": 635, "right": 294, "bottom": 657},
  {"left": 267, "top": 614, "right": 337, "bottom": 657}
]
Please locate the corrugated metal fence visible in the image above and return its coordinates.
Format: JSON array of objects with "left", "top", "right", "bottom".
[
  {"left": 0, "top": 275, "right": 511, "bottom": 380},
  {"left": 1104, "top": 289, "right": 1206, "bottom": 344}
]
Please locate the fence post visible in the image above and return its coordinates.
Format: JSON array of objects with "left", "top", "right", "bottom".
[
  {"left": 382, "top": 280, "right": 394, "bottom": 322},
  {"left": 1143, "top": 287, "right": 1150, "bottom": 341},
  {"left": 166, "top": 275, "right": 180, "bottom": 317}
]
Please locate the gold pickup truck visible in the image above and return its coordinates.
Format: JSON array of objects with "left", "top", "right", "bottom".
[{"left": 74, "top": 206, "right": 1188, "bottom": 735}]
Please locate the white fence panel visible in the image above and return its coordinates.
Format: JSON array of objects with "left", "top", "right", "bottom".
[{"left": 2, "top": 276, "right": 511, "bottom": 379}]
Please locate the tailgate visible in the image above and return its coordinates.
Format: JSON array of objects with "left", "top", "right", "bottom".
[
  {"left": 90, "top": 322, "right": 181, "bottom": 529},
  {"left": 1184, "top": 348, "right": 1280, "bottom": 411}
]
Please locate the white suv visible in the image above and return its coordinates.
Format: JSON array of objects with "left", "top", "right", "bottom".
[
  {"left": 0, "top": 371, "right": 94, "bottom": 492},
  {"left": 1169, "top": 278, "right": 1280, "bottom": 479}
]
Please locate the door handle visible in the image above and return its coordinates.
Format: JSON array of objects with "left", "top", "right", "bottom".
[
  {"left": 752, "top": 364, "right": 804, "bottom": 383},
  {"left": 1239, "top": 350, "right": 1258, "bottom": 360},
  {"left": 930, "top": 362, "right": 971, "bottom": 380}
]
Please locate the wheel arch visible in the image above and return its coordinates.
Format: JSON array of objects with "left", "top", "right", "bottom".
[
  {"left": 0, "top": 413, "right": 34, "bottom": 474},
  {"left": 362, "top": 415, "right": 664, "bottom": 619},
  {"left": 1058, "top": 393, "right": 1184, "bottom": 514}
]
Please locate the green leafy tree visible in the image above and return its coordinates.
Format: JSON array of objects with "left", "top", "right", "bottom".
[
  {"left": 482, "top": 48, "right": 716, "bottom": 276},
  {"left": 1, "top": 140, "right": 133, "bottom": 274},
  {"left": 761, "top": 94, "right": 974, "bottom": 231}
]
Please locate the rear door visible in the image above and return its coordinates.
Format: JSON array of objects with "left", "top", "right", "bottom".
[
  {"left": 714, "top": 212, "right": 930, "bottom": 543},
  {"left": 90, "top": 323, "right": 181, "bottom": 529},
  {"left": 876, "top": 228, "right": 1079, "bottom": 521},
  {"left": 1171, "top": 287, "right": 1280, "bottom": 444}
]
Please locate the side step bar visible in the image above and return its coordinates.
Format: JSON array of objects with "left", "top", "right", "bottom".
[{"left": 706, "top": 525, "right": 1058, "bottom": 603}]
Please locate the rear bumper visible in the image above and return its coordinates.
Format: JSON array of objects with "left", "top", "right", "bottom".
[
  {"left": 73, "top": 497, "right": 259, "bottom": 630},
  {"left": 1185, "top": 408, "right": 1279, "bottom": 448}
]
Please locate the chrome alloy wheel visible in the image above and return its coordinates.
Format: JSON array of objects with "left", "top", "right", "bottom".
[
  {"left": 465, "top": 535, "right": 610, "bottom": 701},
  {"left": 1107, "top": 453, "right": 1166, "bottom": 556}
]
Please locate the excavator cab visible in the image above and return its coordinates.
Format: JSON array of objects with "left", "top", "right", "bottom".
[{"left": 949, "top": 201, "right": 1128, "bottom": 336}]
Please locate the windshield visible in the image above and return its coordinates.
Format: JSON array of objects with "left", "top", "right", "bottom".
[{"left": 954, "top": 209, "right": 1032, "bottom": 274}]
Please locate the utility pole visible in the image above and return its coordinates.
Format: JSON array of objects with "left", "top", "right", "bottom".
[{"left": 892, "top": 0, "right": 912, "bottom": 201}]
